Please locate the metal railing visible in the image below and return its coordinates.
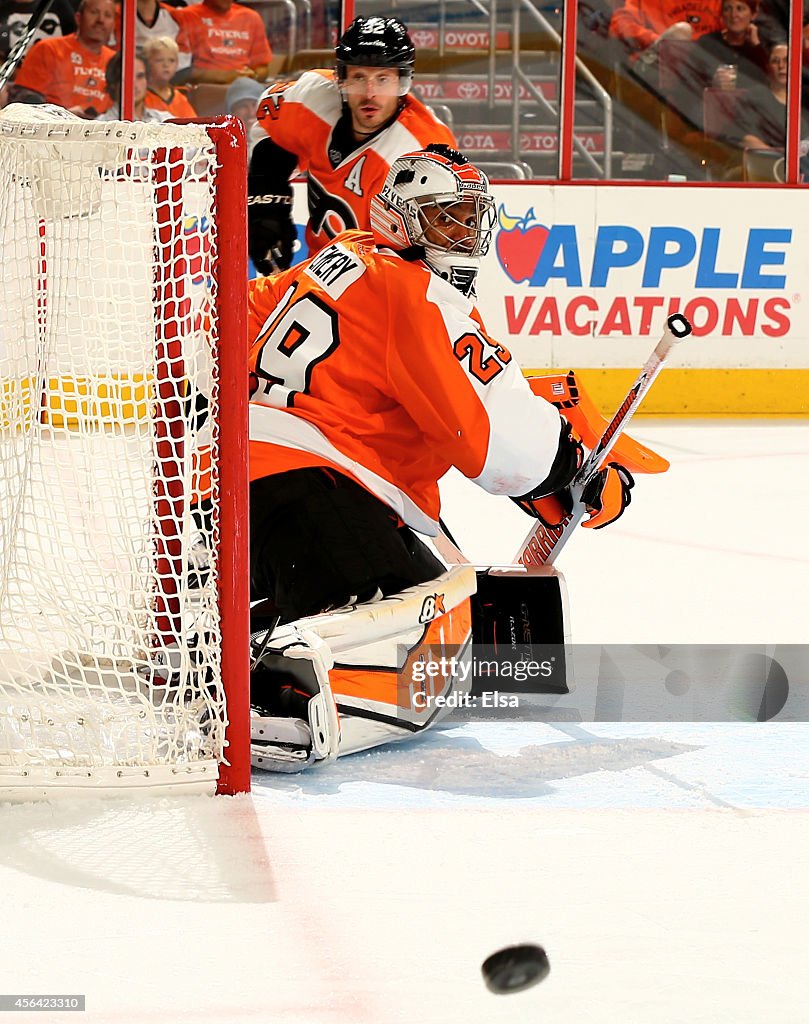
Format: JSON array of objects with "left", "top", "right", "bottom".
[
  {"left": 508, "top": 0, "right": 613, "bottom": 177},
  {"left": 476, "top": 159, "right": 533, "bottom": 178}
]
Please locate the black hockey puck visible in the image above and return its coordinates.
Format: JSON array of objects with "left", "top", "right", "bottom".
[{"left": 481, "top": 943, "right": 550, "bottom": 994}]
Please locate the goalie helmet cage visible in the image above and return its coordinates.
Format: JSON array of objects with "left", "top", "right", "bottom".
[{"left": 0, "top": 110, "right": 250, "bottom": 798}]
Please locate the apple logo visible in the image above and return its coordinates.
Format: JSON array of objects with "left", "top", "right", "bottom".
[{"left": 496, "top": 205, "right": 549, "bottom": 284}]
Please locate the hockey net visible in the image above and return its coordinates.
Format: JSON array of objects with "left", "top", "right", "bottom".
[{"left": 0, "top": 108, "right": 249, "bottom": 798}]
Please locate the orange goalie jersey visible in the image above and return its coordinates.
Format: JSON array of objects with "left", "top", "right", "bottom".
[
  {"left": 252, "top": 70, "right": 456, "bottom": 259},
  {"left": 248, "top": 231, "right": 563, "bottom": 536}
]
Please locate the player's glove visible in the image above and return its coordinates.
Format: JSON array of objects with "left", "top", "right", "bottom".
[
  {"left": 512, "top": 489, "right": 572, "bottom": 528},
  {"left": 580, "top": 463, "right": 634, "bottom": 529},
  {"left": 247, "top": 191, "right": 296, "bottom": 274}
]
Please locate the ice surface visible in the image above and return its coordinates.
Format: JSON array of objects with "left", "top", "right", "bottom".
[{"left": 1, "top": 421, "right": 808, "bottom": 1023}]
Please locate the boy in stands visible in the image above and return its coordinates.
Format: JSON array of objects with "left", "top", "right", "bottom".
[
  {"left": 142, "top": 35, "right": 196, "bottom": 118},
  {"left": 246, "top": 16, "right": 456, "bottom": 274}
]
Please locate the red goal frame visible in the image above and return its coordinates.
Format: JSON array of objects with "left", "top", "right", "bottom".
[{"left": 202, "top": 118, "right": 250, "bottom": 795}]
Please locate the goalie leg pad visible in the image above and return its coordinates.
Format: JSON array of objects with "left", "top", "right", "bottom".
[
  {"left": 251, "top": 567, "right": 478, "bottom": 771},
  {"left": 305, "top": 566, "right": 477, "bottom": 757}
]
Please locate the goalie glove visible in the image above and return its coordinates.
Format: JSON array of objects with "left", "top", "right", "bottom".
[
  {"left": 512, "top": 488, "right": 572, "bottom": 529},
  {"left": 515, "top": 463, "right": 634, "bottom": 530},
  {"left": 580, "top": 463, "right": 634, "bottom": 529},
  {"left": 511, "top": 420, "right": 634, "bottom": 530}
]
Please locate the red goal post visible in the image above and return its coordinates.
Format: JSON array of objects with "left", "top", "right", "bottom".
[{"left": 0, "top": 108, "right": 250, "bottom": 798}]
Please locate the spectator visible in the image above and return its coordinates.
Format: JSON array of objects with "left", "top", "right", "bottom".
[
  {"left": 131, "top": 0, "right": 186, "bottom": 51},
  {"left": 736, "top": 40, "right": 808, "bottom": 148},
  {"left": 172, "top": 0, "right": 272, "bottom": 85},
  {"left": 142, "top": 34, "right": 196, "bottom": 116},
  {"left": 666, "top": 0, "right": 769, "bottom": 129},
  {"left": 610, "top": 0, "right": 723, "bottom": 72},
  {"left": 226, "top": 74, "right": 262, "bottom": 144},
  {"left": 13, "top": 0, "right": 116, "bottom": 115},
  {"left": 247, "top": 16, "right": 456, "bottom": 274},
  {"left": 97, "top": 50, "right": 170, "bottom": 121},
  {"left": 694, "top": 0, "right": 768, "bottom": 86}
]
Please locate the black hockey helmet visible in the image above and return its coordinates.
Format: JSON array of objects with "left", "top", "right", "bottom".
[{"left": 335, "top": 17, "right": 415, "bottom": 95}]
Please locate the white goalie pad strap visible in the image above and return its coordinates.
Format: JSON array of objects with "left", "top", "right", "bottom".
[
  {"left": 283, "top": 633, "right": 340, "bottom": 761},
  {"left": 250, "top": 626, "right": 340, "bottom": 770},
  {"left": 252, "top": 622, "right": 335, "bottom": 671}
]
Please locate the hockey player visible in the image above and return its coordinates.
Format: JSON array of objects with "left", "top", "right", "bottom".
[
  {"left": 247, "top": 144, "right": 634, "bottom": 625},
  {"left": 246, "top": 15, "right": 456, "bottom": 274},
  {"left": 246, "top": 144, "right": 635, "bottom": 770},
  {"left": 246, "top": 144, "right": 634, "bottom": 770}
]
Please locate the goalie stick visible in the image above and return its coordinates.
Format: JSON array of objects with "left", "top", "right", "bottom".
[{"left": 515, "top": 312, "right": 693, "bottom": 568}]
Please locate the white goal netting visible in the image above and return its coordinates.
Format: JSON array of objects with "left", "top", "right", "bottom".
[{"left": 0, "top": 108, "right": 240, "bottom": 797}]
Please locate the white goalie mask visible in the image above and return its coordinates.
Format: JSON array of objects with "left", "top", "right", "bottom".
[{"left": 369, "top": 145, "right": 495, "bottom": 297}]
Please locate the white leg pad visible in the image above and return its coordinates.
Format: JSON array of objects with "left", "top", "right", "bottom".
[{"left": 251, "top": 567, "right": 477, "bottom": 772}]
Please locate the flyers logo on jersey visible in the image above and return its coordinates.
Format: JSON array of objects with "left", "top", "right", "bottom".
[{"left": 257, "top": 83, "right": 288, "bottom": 121}]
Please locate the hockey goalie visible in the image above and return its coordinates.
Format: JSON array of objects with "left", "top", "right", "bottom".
[{"left": 246, "top": 144, "right": 668, "bottom": 771}]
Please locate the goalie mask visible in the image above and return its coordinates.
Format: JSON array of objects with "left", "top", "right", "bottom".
[
  {"left": 335, "top": 17, "right": 415, "bottom": 98},
  {"left": 369, "top": 144, "right": 495, "bottom": 298}
]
